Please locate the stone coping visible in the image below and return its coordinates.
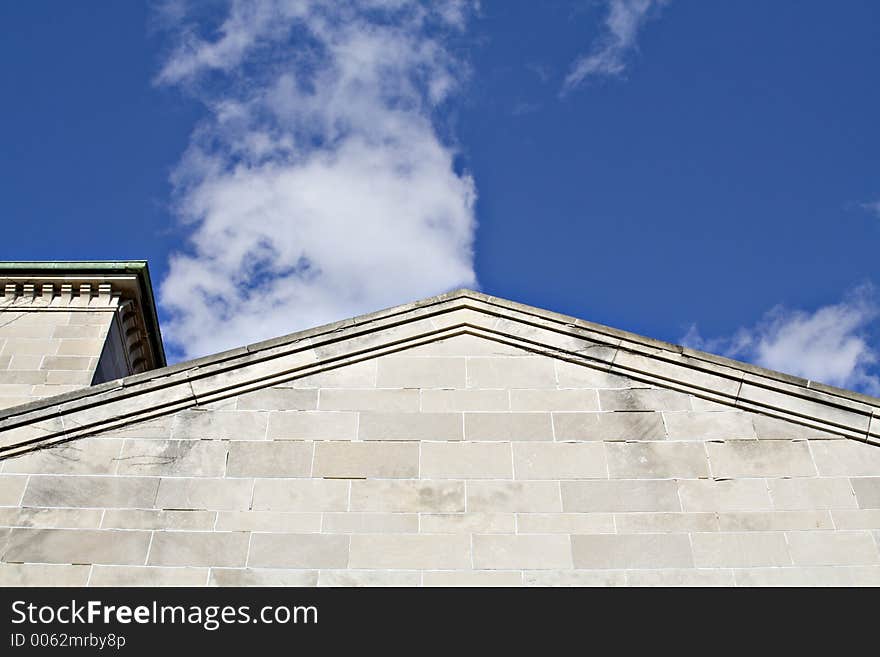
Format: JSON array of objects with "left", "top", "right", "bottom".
[{"left": 0, "top": 289, "right": 877, "bottom": 457}]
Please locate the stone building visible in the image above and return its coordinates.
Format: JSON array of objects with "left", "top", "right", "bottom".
[{"left": 0, "top": 261, "right": 878, "bottom": 586}]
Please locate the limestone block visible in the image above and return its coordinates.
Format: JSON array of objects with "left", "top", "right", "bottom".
[
  {"left": 0, "top": 563, "right": 90, "bottom": 586},
  {"left": 768, "top": 478, "right": 857, "bottom": 510},
  {"left": 321, "top": 512, "right": 418, "bottom": 534},
  {"left": 464, "top": 412, "right": 553, "bottom": 441},
  {"left": 561, "top": 480, "right": 680, "bottom": 513},
  {"left": 226, "top": 510, "right": 326, "bottom": 534},
  {"left": 785, "top": 530, "right": 879, "bottom": 566},
  {"left": 4, "top": 528, "right": 151, "bottom": 565},
  {"left": 516, "top": 513, "right": 615, "bottom": 534},
  {"left": 289, "top": 360, "right": 376, "bottom": 389},
  {"left": 467, "top": 481, "right": 562, "bottom": 512},
  {"left": 678, "top": 479, "right": 773, "bottom": 512},
  {"left": 707, "top": 440, "right": 816, "bottom": 478},
  {"left": 423, "top": 571, "right": 523, "bottom": 587},
  {"left": 510, "top": 389, "right": 599, "bottom": 412},
  {"left": 599, "top": 389, "right": 691, "bottom": 412},
  {"left": 208, "top": 568, "right": 318, "bottom": 586},
  {"left": 172, "top": 410, "right": 268, "bottom": 440},
  {"left": 248, "top": 533, "right": 349, "bottom": 568},
  {"left": 396, "top": 333, "right": 529, "bottom": 358},
  {"left": 467, "top": 357, "right": 557, "bottom": 389},
  {"left": 852, "top": 478, "right": 880, "bottom": 508},
  {"left": 614, "top": 512, "right": 718, "bottom": 533},
  {"left": 420, "top": 389, "right": 509, "bottom": 412},
  {"left": 41, "top": 356, "right": 95, "bottom": 371},
  {"left": 663, "top": 411, "right": 756, "bottom": 440},
  {"left": 420, "top": 442, "right": 512, "bottom": 479},
  {"left": 101, "top": 510, "right": 215, "bottom": 531},
  {"left": 235, "top": 388, "right": 318, "bottom": 411},
  {"left": 267, "top": 410, "right": 357, "bottom": 441},
  {"left": 810, "top": 440, "right": 880, "bottom": 476},
  {"left": 419, "top": 513, "right": 515, "bottom": 534},
  {"left": 625, "top": 569, "right": 736, "bottom": 587},
  {"left": 116, "top": 439, "right": 228, "bottom": 477},
  {"left": 51, "top": 325, "right": 106, "bottom": 339},
  {"left": 1, "top": 339, "right": 60, "bottom": 356},
  {"left": 148, "top": 531, "right": 250, "bottom": 567},
  {"left": 751, "top": 415, "right": 839, "bottom": 440},
  {"left": 376, "top": 357, "right": 466, "bottom": 388},
  {"left": 0, "top": 475, "right": 26, "bottom": 505},
  {"left": 512, "top": 442, "right": 606, "bottom": 479},
  {"left": 605, "top": 442, "right": 709, "bottom": 479},
  {"left": 318, "top": 389, "right": 419, "bottom": 412},
  {"left": 226, "top": 441, "right": 313, "bottom": 478},
  {"left": 553, "top": 412, "right": 666, "bottom": 441},
  {"left": 829, "top": 509, "right": 880, "bottom": 529},
  {"left": 691, "top": 532, "right": 790, "bottom": 567},
  {"left": 56, "top": 339, "right": 105, "bottom": 356},
  {"left": 23, "top": 475, "right": 159, "bottom": 509},
  {"left": 156, "top": 478, "right": 252, "bottom": 511},
  {"left": 717, "top": 511, "right": 833, "bottom": 531},
  {"left": 350, "top": 480, "right": 464, "bottom": 513},
  {"left": 0, "top": 507, "right": 103, "bottom": 529},
  {"left": 252, "top": 479, "right": 349, "bottom": 512},
  {"left": 313, "top": 441, "right": 418, "bottom": 478},
  {"left": 3, "top": 439, "right": 123, "bottom": 475},
  {"left": 571, "top": 534, "right": 693, "bottom": 569},
  {"left": 359, "top": 411, "right": 462, "bottom": 441},
  {"left": 554, "top": 361, "right": 635, "bottom": 389},
  {"left": 734, "top": 566, "right": 880, "bottom": 586},
  {"left": 90, "top": 566, "right": 208, "bottom": 587},
  {"left": 348, "top": 534, "right": 470, "bottom": 569},
  {"left": 318, "top": 570, "right": 420, "bottom": 587},
  {"left": 523, "top": 570, "right": 627, "bottom": 587},
  {"left": 473, "top": 534, "right": 572, "bottom": 569}
]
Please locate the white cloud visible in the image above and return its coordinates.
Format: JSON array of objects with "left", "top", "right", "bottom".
[
  {"left": 682, "top": 286, "right": 880, "bottom": 395},
  {"left": 860, "top": 200, "right": 880, "bottom": 218},
  {"left": 156, "top": 1, "right": 478, "bottom": 359},
  {"left": 563, "top": 0, "right": 666, "bottom": 93}
]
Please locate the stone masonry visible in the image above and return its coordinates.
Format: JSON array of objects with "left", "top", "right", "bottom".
[{"left": 0, "top": 289, "right": 878, "bottom": 586}]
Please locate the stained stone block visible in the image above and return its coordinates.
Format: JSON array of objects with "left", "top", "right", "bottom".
[
  {"left": 0, "top": 563, "right": 90, "bottom": 586},
  {"left": 115, "top": 439, "right": 228, "bottom": 477},
  {"left": 215, "top": 511, "right": 321, "bottom": 533},
  {"left": 348, "top": 534, "right": 471, "bottom": 569},
  {"left": 678, "top": 479, "right": 773, "bottom": 512},
  {"left": 691, "top": 532, "right": 790, "bottom": 567},
  {"left": 512, "top": 442, "right": 607, "bottom": 479},
  {"left": 464, "top": 412, "right": 553, "bottom": 441},
  {"left": 235, "top": 388, "right": 318, "bottom": 411},
  {"left": 717, "top": 511, "right": 833, "bottom": 531},
  {"left": 23, "top": 475, "right": 159, "bottom": 509},
  {"left": 359, "top": 412, "right": 462, "bottom": 441},
  {"left": 614, "top": 512, "right": 718, "bottom": 533},
  {"left": 396, "top": 333, "right": 529, "bottom": 358},
  {"left": 289, "top": 360, "right": 376, "bottom": 389},
  {"left": 101, "top": 510, "right": 216, "bottom": 531},
  {"left": 420, "top": 389, "right": 509, "bottom": 412},
  {"left": 785, "top": 530, "right": 879, "bottom": 566},
  {"left": 734, "top": 566, "right": 880, "bottom": 587},
  {"left": 349, "top": 480, "right": 465, "bottom": 513},
  {"left": 419, "top": 513, "right": 515, "bottom": 534},
  {"left": 172, "top": 410, "right": 268, "bottom": 440},
  {"left": 561, "top": 480, "right": 680, "bottom": 513},
  {"left": 376, "top": 357, "right": 466, "bottom": 389},
  {"left": 4, "top": 528, "right": 151, "bottom": 565},
  {"left": 625, "top": 569, "right": 736, "bottom": 587},
  {"left": 420, "top": 442, "right": 512, "bottom": 479},
  {"left": 423, "top": 571, "right": 523, "bottom": 587},
  {"left": 248, "top": 533, "right": 350, "bottom": 568},
  {"left": 663, "top": 411, "right": 757, "bottom": 441},
  {"left": 829, "top": 509, "right": 880, "bottom": 529},
  {"left": 318, "top": 389, "right": 419, "bottom": 412},
  {"left": 473, "top": 534, "right": 572, "bottom": 569},
  {"left": 148, "top": 531, "right": 250, "bottom": 567},
  {"left": 707, "top": 440, "right": 816, "bottom": 478},
  {"left": 0, "top": 475, "right": 27, "bottom": 505},
  {"left": 605, "top": 442, "right": 709, "bottom": 479},
  {"left": 208, "top": 569, "right": 318, "bottom": 587},
  {"left": 90, "top": 566, "right": 209, "bottom": 587},
  {"left": 252, "top": 479, "right": 349, "bottom": 512},
  {"left": 318, "top": 570, "right": 421, "bottom": 587},
  {"left": 751, "top": 415, "right": 839, "bottom": 440},
  {"left": 516, "top": 513, "right": 615, "bottom": 534},
  {"left": 571, "top": 534, "right": 693, "bottom": 569},
  {"left": 510, "top": 389, "right": 599, "bottom": 412},
  {"left": 267, "top": 411, "right": 357, "bottom": 441},
  {"left": 0, "top": 507, "right": 103, "bottom": 529},
  {"left": 768, "top": 478, "right": 857, "bottom": 510},
  {"left": 599, "top": 389, "right": 691, "bottom": 412},
  {"left": 466, "top": 357, "right": 556, "bottom": 389},
  {"left": 552, "top": 412, "right": 666, "bottom": 441},
  {"left": 810, "top": 440, "right": 880, "bottom": 476},
  {"left": 554, "top": 361, "right": 633, "bottom": 389},
  {"left": 321, "top": 513, "right": 418, "bottom": 534},
  {"left": 313, "top": 441, "right": 419, "bottom": 478},
  {"left": 156, "top": 478, "right": 252, "bottom": 511},
  {"left": 226, "top": 441, "right": 313, "bottom": 478},
  {"left": 467, "top": 481, "right": 562, "bottom": 512},
  {"left": 852, "top": 478, "right": 880, "bottom": 509},
  {"left": 523, "top": 570, "right": 627, "bottom": 587}
]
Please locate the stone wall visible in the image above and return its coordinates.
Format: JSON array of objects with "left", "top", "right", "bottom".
[{"left": 1, "top": 333, "right": 879, "bottom": 586}]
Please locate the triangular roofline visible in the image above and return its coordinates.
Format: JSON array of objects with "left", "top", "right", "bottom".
[{"left": 1, "top": 288, "right": 878, "bottom": 457}]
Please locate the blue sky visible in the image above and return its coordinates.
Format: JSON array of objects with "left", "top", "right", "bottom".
[{"left": 1, "top": 1, "right": 878, "bottom": 392}]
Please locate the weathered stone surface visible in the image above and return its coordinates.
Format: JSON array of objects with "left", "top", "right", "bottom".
[
  {"left": 467, "top": 357, "right": 556, "bottom": 389},
  {"left": 90, "top": 566, "right": 208, "bottom": 587},
  {"left": 322, "top": 513, "right": 418, "bottom": 534},
  {"left": 313, "top": 441, "right": 418, "bottom": 478},
  {"left": 605, "top": 442, "right": 709, "bottom": 479},
  {"left": 172, "top": 410, "right": 268, "bottom": 440},
  {"left": 359, "top": 412, "right": 462, "bottom": 441},
  {"left": 350, "top": 480, "right": 464, "bottom": 513},
  {"left": 115, "top": 439, "right": 228, "bottom": 477},
  {"left": 148, "top": 532, "right": 249, "bottom": 567},
  {"left": 678, "top": 479, "right": 773, "bottom": 512},
  {"left": 248, "top": 534, "right": 349, "bottom": 568},
  {"left": 562, "top": 480, "right": 680, "bottom": 513},
  {"left": 691, "top": 532, "right": 790, "bottom": 567},
  {"left": 267, "top": 411, "right": 357, "bottom": 441},
  {"left": 318, "top": 389, "right": 419, "bottom": 412},
  {"left": 769, "top": 478, "right": 857, "bottom": 510},
  {"left": 208, "top": 568, "right": 318, "bottom": 587},
  {"left": 4, "top": 528, "right": 151, "bottom": 565},
  {"left": 513, "top": 442, "right": 606, "bottom": 479},
  {"left": 572, "top": 534, "right": 693, "bottom": 569},
  {"left": 156, "top": 478, "right": 252, "bottom": 511},
  {"left": 553, "top": 412, "right": 666, "bottom": 441},
  {"left": 664, "top": 411, "right": 756, "bottom": 441},
  {"left": 464, "top": 412, "right": 553, "bottom": 441},
  {"left": 4, "top": 439, "right": 123, "bottom": 475},
  {"left": 811, "top": 440, "right": 880, "bottom": 476},
  {"left": 599, "top": 389, "right": 691, "bottom": 412},
  {"left": 0, "top": 563, "right": 90, "bottom": 586},
  {"left": 421, "top": 442, "right": 512, "bottom": 479},
  {"left": 468, "top": 481, "right": 562, "bottom": 512},
  {"left": 23, "top": 475, "right": 159, "bottom": 509},
  {"left": 420, "top": 389, "right": 509, "bottom": 412},
  {"left": 252, "top": 479, "right": 349, "bottom": 512},
  {"left": 707, "top": 440, "right": 816, "bottom": 478},
  {"left": 473, "top": 535, "right": 572, "bottom": 569},
  {"left": 510, "top": 389, "right": 599, "bottom": 412},
  {"left": 227, "top": 441, "right": 313, "bottom": 478},
  {"left": 852, "top": 478, "right": 880, "bottom": 509},
  {"left": 349, "top": 534, "right": 470, "bottom": 569},
  {"left": 785, "top": 531, "right": 879, "bottom": 566},
  {"left": 377, "top": 357, "right": 465, "bottom": 389},
  {"left": 419, "top": 513, "right": 515, "bottom": 534},
  {"left": 235, "top": 388, "right": 317, "bottom": 411}
]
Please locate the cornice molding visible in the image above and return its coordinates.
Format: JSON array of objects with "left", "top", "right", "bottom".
[{"left": 0, "top": 289, "right": 877, "bottom": 458}]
